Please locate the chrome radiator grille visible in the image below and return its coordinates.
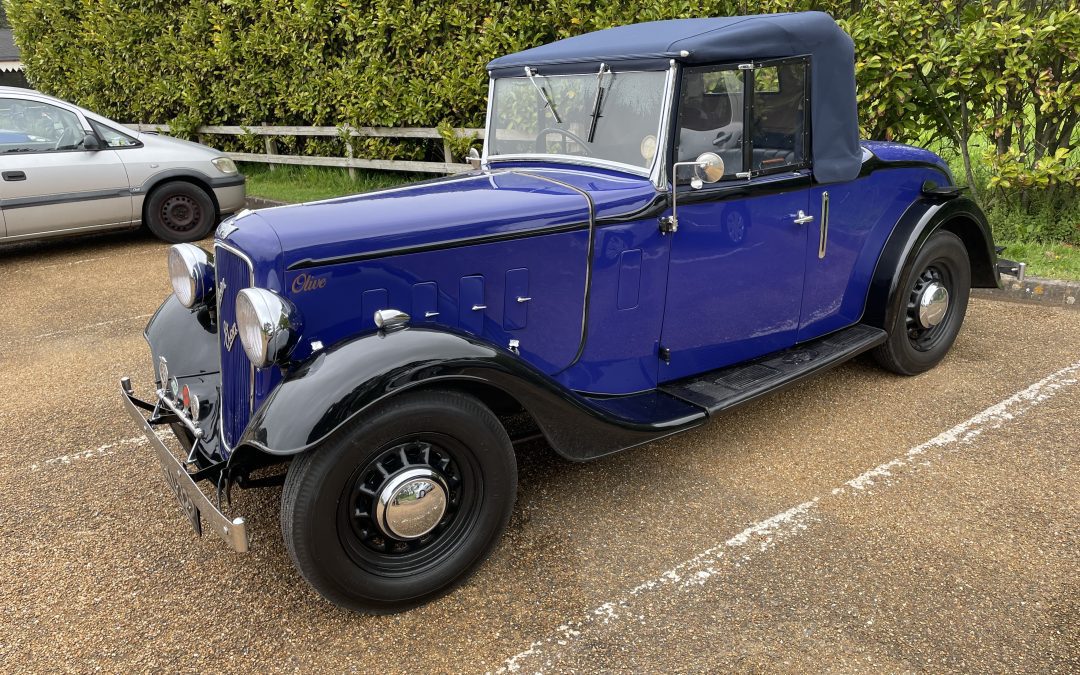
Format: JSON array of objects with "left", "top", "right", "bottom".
[{"left": 215, "top": 244, "right": 254, "bottom": 451}]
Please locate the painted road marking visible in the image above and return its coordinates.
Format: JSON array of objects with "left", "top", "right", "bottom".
[
  {"left": 30, "top": 314, "right": 153, "bottom": 340},
  {"left": 34, "top": 256, "right": 111, "bottom": 271},
  {"left": 497, "top": 358, "right": 1080, "bottom": 673},
  {"left": 31, "top": 430, "right": 171, "bottom": 472}
]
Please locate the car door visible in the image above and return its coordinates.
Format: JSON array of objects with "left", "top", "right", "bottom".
[
  {"left": 0, "top": 95, "right": 132, "bottom": 239},
  {"left": 659, "top": 58, "right": 813, "bottom": 382}
]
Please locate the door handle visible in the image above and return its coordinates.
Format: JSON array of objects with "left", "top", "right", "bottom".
[
  {"left": 3, "top": 171, "right": 26, "bottom": 181},
  {"left": 793, "top": 210, "right": 814, "bottom": 225}
]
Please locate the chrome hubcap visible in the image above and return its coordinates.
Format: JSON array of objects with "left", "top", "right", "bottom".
[
  {"left": 917, "top": 281, "right": 949, "bottom": 328},
  {"left": 376, "top": 468, "right": 448, "bottom": 540}
]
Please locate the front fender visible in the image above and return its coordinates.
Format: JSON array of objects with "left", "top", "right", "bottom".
[
  {"left": 145, "top": 294, "right": 219, "bottom": 380},
  {"left": 238, "top": 327, "right": 704, "bottom": 461},
  {"left": 862, "top": 195, "right": 998, "bottom": 330}
]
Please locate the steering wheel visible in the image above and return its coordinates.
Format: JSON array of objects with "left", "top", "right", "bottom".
[
  {"left": 535, "top": 127, "right": 592, "bottom": 156},
  {"left": 53, "top": 127, "right": 77, "bottom": 151}
]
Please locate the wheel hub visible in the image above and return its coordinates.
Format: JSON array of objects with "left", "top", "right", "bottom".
[
  {"left": 917, "top": 281, "right": 949, "bottom": 328},
  {"left": 162, "top": 195, "right": 200, "bottom": 231},
  {"left": 375, "top": 468, "right": 448, "bottom": 540}
]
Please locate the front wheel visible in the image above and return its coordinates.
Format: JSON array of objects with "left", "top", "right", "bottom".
[
  {"left": 144, "top": 181, "right": 217, "bottom": 243},
  {"left": 281, "top": 390, "right": 517, "bottom": 613},
  {"left": 873, "top": 230, "right": 971, "bottom": 375}
]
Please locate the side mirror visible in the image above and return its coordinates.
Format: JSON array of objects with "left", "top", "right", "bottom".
[
  {"left": 82, "top": 133, "right": 101, "bottom": 151},
  {"left": 694, "top": 152, "right": 725, "bottom": 185},
  {"left": 664, "top": 153, "right": 728, "bottom": 235},
  {"left": 467, "top": 147, "right": 482, "bottom": 169}
]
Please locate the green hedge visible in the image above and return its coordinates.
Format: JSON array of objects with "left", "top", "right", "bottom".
[{"left": 8, "top": 0, "right": 1079, "bottom": 242}]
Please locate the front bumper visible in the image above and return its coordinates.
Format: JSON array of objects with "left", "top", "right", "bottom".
[
  {"left": 213, "top": 182, "right": 247, "bottom": 216},
  {"left": 120, "top": 376, "right": 248, "bottom": 552}
]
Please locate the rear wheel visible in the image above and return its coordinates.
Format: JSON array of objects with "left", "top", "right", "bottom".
[
  {"left": 873, "top": 230, "right": 971, "bottom": 375},
  {"left": 281, "top": 390, "right": 517, "bottom": 613},
  {"left": 144, "top": 181, "right": 217, "bottom": 243}
]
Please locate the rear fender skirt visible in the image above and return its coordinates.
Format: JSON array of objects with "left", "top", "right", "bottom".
[
  {"left": 144, "top": 294, "right": 220, "bottom": 381},
  {"left": 237, "top": 327, "right": 705, "bottom": 461},
  {"left": 862, "top": 195, "right": 998, "bottom": 330}
]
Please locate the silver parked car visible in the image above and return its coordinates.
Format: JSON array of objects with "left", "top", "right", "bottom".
[{"left": 0, "top": 87, "right": 245, "bottom": 244}]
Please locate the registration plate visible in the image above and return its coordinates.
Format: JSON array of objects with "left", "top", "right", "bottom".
[{"left": 161, "top": 463, "right": 203, "bottom": 537}]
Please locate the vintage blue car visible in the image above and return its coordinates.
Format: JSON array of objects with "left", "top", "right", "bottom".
[{"left": 121, "top": 12, "right": 1000, "bottom": 612}]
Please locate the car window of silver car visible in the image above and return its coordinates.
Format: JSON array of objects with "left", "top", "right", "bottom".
[
  {"left": 0, "top": 97, "right": 86, "bottom": 153},
  {"left": 89, "top": 119, "right": 142, "bottom": 148}
]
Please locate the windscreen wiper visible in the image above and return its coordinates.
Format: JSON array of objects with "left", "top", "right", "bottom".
[
  {"left": 587, "top": 63, "right": 610, "bottom": 143},
  {"left": 524, "top": 66, "right": 562, "bottom": 124}
]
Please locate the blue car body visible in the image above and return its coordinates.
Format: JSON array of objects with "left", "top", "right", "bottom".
[{"left": 124, "top": 12, "right": 999, "bottom": 566}]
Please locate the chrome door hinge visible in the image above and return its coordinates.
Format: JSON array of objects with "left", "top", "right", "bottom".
[
  {"left": 659, "top": 215, "right": 677, "bottom": 234},
  {"left": 659, "top": 345, "right": 672, "bottom": 363}
]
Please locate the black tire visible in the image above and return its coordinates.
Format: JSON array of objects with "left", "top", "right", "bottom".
[
  {"left": 144, "top": 181, "right": 217, "bottom": 243},
  {"left": 873, "top": 230, "right": 971, "bottom": 375},
  {"left": 281, "top": 390, "right": 517, "bottom": 613}
]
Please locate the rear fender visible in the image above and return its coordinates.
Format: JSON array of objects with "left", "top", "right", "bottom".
[
  {"left": 862, "top": 195, "right": 998, "bottom": 330},
  {"left": 238, "top": 327, "right": 703, "bottom": 461}
]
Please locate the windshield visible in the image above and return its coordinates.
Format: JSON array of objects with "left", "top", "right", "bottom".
[{"left": 488, "top": 70, "right": 667, "bottom": 170}]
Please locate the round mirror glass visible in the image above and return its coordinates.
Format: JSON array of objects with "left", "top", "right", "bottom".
[{"left": 695, "top": 152, "right": 725, "bottom": 183}]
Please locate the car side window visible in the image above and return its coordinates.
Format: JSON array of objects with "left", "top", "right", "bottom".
[
  {"left": 89, "top": 119, "right": 141, "bottom": 148},
  {"left": 676, "top": 65, "right": 745, "bottom": 178},
  {"left": 750, "top": 62, "right": 808, "bottom": 172},
  {"left": 0, "top": 98, "right": 86, "bottom": 154},
  {"left": 676, "top": 58, "right": 810, "bottom": 181}
]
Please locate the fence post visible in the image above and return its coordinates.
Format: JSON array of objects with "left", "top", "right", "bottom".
[
  {"left": 443, "top": 137, "right": 455, "bottom": 166},
  {"left": 344, "top": 125, "right": 357, "bottom": 181},
  {"left": 262, "top": 122, "right": 278, "bottom": 172}
]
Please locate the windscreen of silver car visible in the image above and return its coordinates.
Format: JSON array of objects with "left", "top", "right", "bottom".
[{"left": 167, "top": 244, "right": 215, "bottom": 308}]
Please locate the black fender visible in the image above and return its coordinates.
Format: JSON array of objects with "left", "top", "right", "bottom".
[
  {"left": 862, "top": 195, "right": 998, "bottom": 330},
  {"left": 238, "top": 327, "right": 705, "bottom": 461},
  {"left": 144, "top": 294, "right": 219, "bottom": 381}
]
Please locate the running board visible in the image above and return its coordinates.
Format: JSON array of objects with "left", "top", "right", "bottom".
[{"left": 660, "top": 324, "right": 887, "bottom": 415}]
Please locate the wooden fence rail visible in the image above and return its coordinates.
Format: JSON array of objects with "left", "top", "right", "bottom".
[{"left": 123, "top": 123, "right": 486, "bottom": 175}]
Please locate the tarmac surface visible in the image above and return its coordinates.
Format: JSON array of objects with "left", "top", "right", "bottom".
[{"left": 1, "top": 228, "right": 1077, "bottom": 673}]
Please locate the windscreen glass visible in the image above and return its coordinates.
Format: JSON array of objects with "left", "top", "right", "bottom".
[{"left": 489, "top": 70, "right": 666, "bottom": 169}]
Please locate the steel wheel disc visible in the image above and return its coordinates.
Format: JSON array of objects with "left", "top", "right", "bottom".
[{"left": 336, "top": 435, "right": 481, "bottom": 577}]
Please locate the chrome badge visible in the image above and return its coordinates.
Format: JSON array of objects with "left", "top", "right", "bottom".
[{"left": 223, "top": 321, "right": 239, "bottom": 351}]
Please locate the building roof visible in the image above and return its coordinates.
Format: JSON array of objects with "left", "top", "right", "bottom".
[
  {"left": 487, "top": 12, "right": 862, "bottom": 183},
  {"left": 0, "top": 29, "right": 21, "bottom": 61}
]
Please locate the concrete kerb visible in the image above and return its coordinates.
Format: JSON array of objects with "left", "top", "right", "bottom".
[
  {"left": 974, "top": 276, "right": 1080, "bottom": 309},
  {"left": 243, "top": 196, "right": 289, "bottom": 210}
]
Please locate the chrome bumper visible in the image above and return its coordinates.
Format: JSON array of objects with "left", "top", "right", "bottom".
[{"left": 120, "top": 377, "right": 249, "bottom": 553}]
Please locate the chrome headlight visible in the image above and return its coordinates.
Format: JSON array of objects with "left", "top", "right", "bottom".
[
  {"left": 167, "top": 244, "right": 214, "bottom": 308},
  {"left": 235, "top": 288, "right": 302, "bottom": 367},
  {"left": 211, "top": 157, "right": 238, "bottom": 175}
]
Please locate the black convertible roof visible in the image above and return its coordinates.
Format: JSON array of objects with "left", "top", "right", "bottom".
[{"left": 487, "top": 12, "right": 862, "bottom": 184}]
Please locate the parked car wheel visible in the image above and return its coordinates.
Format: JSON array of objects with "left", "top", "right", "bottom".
[
  {"left": 144, "top": 181, "right": 217, "bottom": 243},
  {"left": 874, "top": 230, "right": 971, "bottom": 375},
  {"left": 280, "top": 390, "right": 517, "bottom": 613}
]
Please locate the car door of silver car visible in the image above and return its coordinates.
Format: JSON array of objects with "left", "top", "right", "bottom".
[{"left": 0, "top": 96, "right": 133, "bottom": 240}]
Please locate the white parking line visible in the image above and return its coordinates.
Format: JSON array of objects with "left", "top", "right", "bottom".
[
  {"left": 496, "top": 358, "right": 1080, "bottom": 673},
  {"left": 31, "top": 313, "right": 153, "bottom": 340},
  {"left": 16, "top": 247, "right": 162, "bottom": 273},
  {"left": 34, "top": 256, "right": 111, "bottom": 271},
  {"left": 31, "top": 430, "right": 172, "bottom": 472}
]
